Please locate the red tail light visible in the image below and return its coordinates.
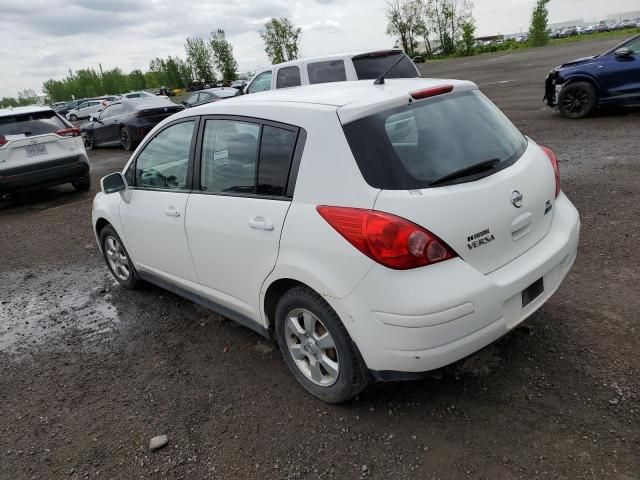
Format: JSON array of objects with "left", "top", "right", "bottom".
[
  {"left": 541, "top": 146, "right": 561, "bottom": 198},
  {"left": 0, "top": 136, "right": 7, "bottom": 146},
  {"left": 56, "top": 127, "right": 81, "bottom": 138},
  {"left": 317, "top": 206, "right": 457, "bottom": 270},
  {"left": 410, "top": 85, "right": 454, "bottom": 100}
]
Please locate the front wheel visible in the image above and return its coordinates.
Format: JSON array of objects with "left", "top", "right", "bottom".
[
  {"left": 99, "top": 225, "right": 138, "bottom": 289},
  {"left": 274, "top": 286, "right": 367, "bottom": 403},
  {"left": 558, "top": 81, "right": 597, "bottom": 119}
]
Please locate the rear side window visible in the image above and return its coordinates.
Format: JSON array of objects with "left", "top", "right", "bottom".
[
  {"left": 200, "top": 119, "right": 260, "bottom": 194},
  {"left": 257, "top": 126, "right": 297, "bottom": 196},
  {"left": 0, "top": 110, "right": 67, "bottom": 137},
  {"left": 352, "top": 53, "right": 419, "bottom": 80},
  {"left": 276, "top": 66, "right": 302, "bottom": 89},
  {"left": 342, "top": 90, "right": 527, "bottom": 189},
  {"left": 307, "top": 60, "right": 347, "bottom": 84}
]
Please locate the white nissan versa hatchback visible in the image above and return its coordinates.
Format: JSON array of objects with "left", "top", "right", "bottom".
[{"left": 92, "top": 78, "right": 580, "bottom": 403}]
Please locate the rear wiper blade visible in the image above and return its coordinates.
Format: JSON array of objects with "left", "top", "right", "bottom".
[{"left": 429, "top": 158, "right": 500, "bottom": 187}]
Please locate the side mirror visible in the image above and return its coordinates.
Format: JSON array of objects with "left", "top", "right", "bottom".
[
  {"left": 101, "top": 172, "right": 127, "bottom": 194},
  {"left": 614, "top": 47, "right": 633, "bottom": 59}
]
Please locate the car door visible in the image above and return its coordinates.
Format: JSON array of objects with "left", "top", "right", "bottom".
[
  {"left": 101, "top": 103, "right": 125, "bottom": 144},
  {"left": 600, "top": 37, "right": 640, "bottom": 104},
  {"left": 185, "top": 117, "right": 302, "bottom": 321},
  {"left": 119, "top": 119, "right": 200, "bottom": 284},
  {"left": 92, "top": 104, "right": 115, "bottom": 145}
]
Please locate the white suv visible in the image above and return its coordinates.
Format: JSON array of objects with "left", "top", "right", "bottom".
[
  {"left": 1, "top": 106, "right": 90, "bottom": 194},
  {"left": 245, "top": 49, "right": 420, "bottom": 94},
  {"left": 92, "top": 78, "right": 579, "bottom": 403}
]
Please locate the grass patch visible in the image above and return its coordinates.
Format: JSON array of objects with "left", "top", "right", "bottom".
[{"left": 550, "top": 28, "right": 640, "bottom": 45}]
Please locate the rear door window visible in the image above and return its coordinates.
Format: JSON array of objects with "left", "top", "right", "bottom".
[
  {"left": 342, "top": 90, "right": 527, "bottom": 189},
  {"left": 307, "top": 60, "right": 347, "bottom": 84},
  {"left": 276, "top": 66, "right": 302, "bottom": 89},
  {"left": 352, "top": 52, "right": 419, "bottom": 80},
  {"left": 0, "top": 110, "right": 67, "bottom": 138}
]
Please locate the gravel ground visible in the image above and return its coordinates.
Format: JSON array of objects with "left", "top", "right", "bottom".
[{"left": 1, "top": 36, "right": 639, "bottom": 479}]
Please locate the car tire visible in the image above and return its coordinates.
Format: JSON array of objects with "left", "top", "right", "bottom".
[
  {"left": 120, "top": 127, "right": 134, "bottom": 151},
  {"left": 274, "top": 286, "right": 367, "bottom": 403},
  {"left": 99, "top": 225, "right": 138, "bottom": 289},
  {"left": 69, "top": 114, "right": 78, "bottom": 121},
  {"left": 558, "top": 81, "right": 597, "bottom": 119},
  {"left": 72, "top": 176, "right": 91, "bottom": 192},
  {"left": 83, "top": 134, "right": 94, "bottom": 150}
]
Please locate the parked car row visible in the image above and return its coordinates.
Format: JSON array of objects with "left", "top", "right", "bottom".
[{"left": 551, "top": 19, "right": 639, "bottom": 38}]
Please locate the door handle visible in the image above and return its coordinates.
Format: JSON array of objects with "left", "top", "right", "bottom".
[
  {"left": 248, "top": 216, "right": 274, "bottom": 231},
  {"left": 165, "top": 207, "right": 181, "bottom": 217}
]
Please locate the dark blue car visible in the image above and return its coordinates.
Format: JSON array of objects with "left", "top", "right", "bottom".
[{"left": 545, "top": 34, "right": 640, "bottom": 118}]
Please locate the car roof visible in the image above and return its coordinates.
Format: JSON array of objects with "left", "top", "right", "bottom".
[
  {"left": 0, "top": 105, "right": 52, "bottom": 117},
  {"left": 229, "top": 78, "right": 474, "bottom": 107},
  {"left": 174, "top": 78, "right": 476, "bottom": 124}
]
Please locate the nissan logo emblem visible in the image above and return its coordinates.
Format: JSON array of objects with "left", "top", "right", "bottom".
[{"left": 511, "top": 190, "right": 523, "bottom": 208}]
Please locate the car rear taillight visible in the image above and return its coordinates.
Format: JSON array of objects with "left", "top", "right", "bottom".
[
  {"left": 410, "top": 85, "right": 453, "bottom": 100},
  {"left": 56, "top": 127, "right": 81, "bottom": 138},
  {"left": 0, "top": 136, "right": 7, "bottom": 146},
  {"left": 541, "top": 146, "right": 561, "bottom": 197},
  {"left": 317, "top": 206, "right": 457, "bottom": 270}
]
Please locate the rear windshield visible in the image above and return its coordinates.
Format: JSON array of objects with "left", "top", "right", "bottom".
[
  {"left": 342, "top": 90, "right": 527, "bottom": 189},
  {"left": 0, "top": 110, "right": 68, "bottom": 138},
  {"left": 352, "top": 52, "right": 419, "bottom": 80}
]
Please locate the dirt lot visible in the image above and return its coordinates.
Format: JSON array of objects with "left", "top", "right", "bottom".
[{"left": 1, "top": 37, "right": 639, "bottom": 479}]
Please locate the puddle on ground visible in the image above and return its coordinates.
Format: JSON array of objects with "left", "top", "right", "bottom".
[{"left": 0, "top": 266, "right": 120, "bottom": 352}]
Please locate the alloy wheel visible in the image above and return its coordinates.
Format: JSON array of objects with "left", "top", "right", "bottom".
[
  {"left": 285, "top": 308, "right": 340, "bottom": 386},
  {"left": 120, "top": 129, "right": 131, "bottom": 150},
  {"left": 561, "top": 87, "right": 590, "bottom": 115},
  {"left": 104, "top": 235, "right": 130, "bottom": 281}
]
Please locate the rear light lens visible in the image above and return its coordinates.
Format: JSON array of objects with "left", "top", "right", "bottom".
[
  {"left": 56, "top": 127, "right": 81, "bottom": 138},
  {"left": 410, "top": 85, "right": 454, "bottom": 100},
  {"left": 541, "top": 146, "right": 561, "bottom": 197},
  {"left": 0, "top": 136, "right": 7, "bottom": 146},
  {"left": 317, "top": 206, "right": 457, "bottom": 270}
]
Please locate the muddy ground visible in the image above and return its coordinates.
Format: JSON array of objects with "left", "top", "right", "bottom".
[{"left": 1, "top": 37, "right": 639, "bottom": 479}]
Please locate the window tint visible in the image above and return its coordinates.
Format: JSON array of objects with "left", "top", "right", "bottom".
[
  {"left": 343, "top": 90, "right": 527, "bottom": 189},
  {"left": 186, "top": 93, "right": 199, "bottom": 105},
  {"left": 200, "top": 120, "right": 260, "bottom": 194},
  {"left": 99, "top": 104, "right": 123, "bottom": 119},
  {"left": 276, "top": 66, "right": 302, "bottom": 88},
  {"left": 626, "top": 37, "right": 640, "bottom": 53},
  {"left": 0, "top": 110, "right": 67, "bottom": 137},
  {"left": 307, "top": 60, "right": 347, "bottom": 84},
  {"left": 200, "top": 92, "right": 213, "bottom": 102},
  {"left": 247, "top": 71, "right": 272, "bottom": 93},
  {"left": 258, "top": 126, "right": 297, "bottom": 196},
  {"left": 135, "top": 121, "right": 195, "bottom": 190},
  {"left": 352, "top": 53, "right": 419, "bottom": 80}
]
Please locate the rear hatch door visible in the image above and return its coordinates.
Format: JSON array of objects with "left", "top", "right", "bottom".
[{"left": 341, "top": 87, "right": 557, "bottom": 274}]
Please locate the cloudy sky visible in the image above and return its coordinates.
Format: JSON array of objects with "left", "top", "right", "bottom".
[{"left": 0, "top": 0, "right": 638, "bottom": 98}]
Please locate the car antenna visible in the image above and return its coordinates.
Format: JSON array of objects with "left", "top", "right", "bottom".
[{"left": 374, "top": 53, "right": 406, "bottom": 85}]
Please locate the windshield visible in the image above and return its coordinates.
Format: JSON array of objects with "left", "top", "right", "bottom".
[
  {"left": 352, "top": 52, "right": 419, "bottom": 80},
  {"left": 342, "top": 90, "right": 527, "bottom": 189}
]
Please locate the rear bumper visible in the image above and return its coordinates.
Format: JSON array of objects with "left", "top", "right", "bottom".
[
  {"left": 0, "top": 155, "right": 90, "bottom": 193},
  {"left": 329, "top": 193, "right": 580, "bottom": 375}
]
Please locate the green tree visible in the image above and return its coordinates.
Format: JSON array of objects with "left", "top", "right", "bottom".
[
  {"left": 128, "top": 69, "right": 146, "bottom": 90},
  {"left": 0, "top": 97, "right": 20, "bottom": 108},
  {"left": 528, "top": 0, "right": 551, "bottom": 47},
  {"left": 458, "top": 20, "right": 476, "bottom": 56},
  {"left": 184, "top": 37, "right": 214, "bottom": 81},
  {"left": 386, "top": 0, "right": 422, "bottom": 56},
  {"left": 209, "top": 29, "right": 238, "bottom": 82},
  {"left": 425, "top": 0, "right": 474, "bottom": 55},
  {"left": 259, "top": 18, "right": 301, "bottom": 64}
]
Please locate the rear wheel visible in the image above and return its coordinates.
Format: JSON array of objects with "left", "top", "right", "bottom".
[
  {"left": 558, "top": 81, "right": 597, "bottom": 119},
  {"left": 72, "top": 176, "right": 91, "bottom": 192},
  {"left": 274, "top": 286, "right": 367, "bottom": 403},
  {"left": 83, "top": 133, "right": 94, "bottom": 150},
  {"left": 99, "top": 225, "right": 138, "bottom": 289},
  {"left": 120, "top": 127, "right": 134, "bottom": 151},
  {"left": 69, "top": 114, "right": 78, "bottom": 121}
]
